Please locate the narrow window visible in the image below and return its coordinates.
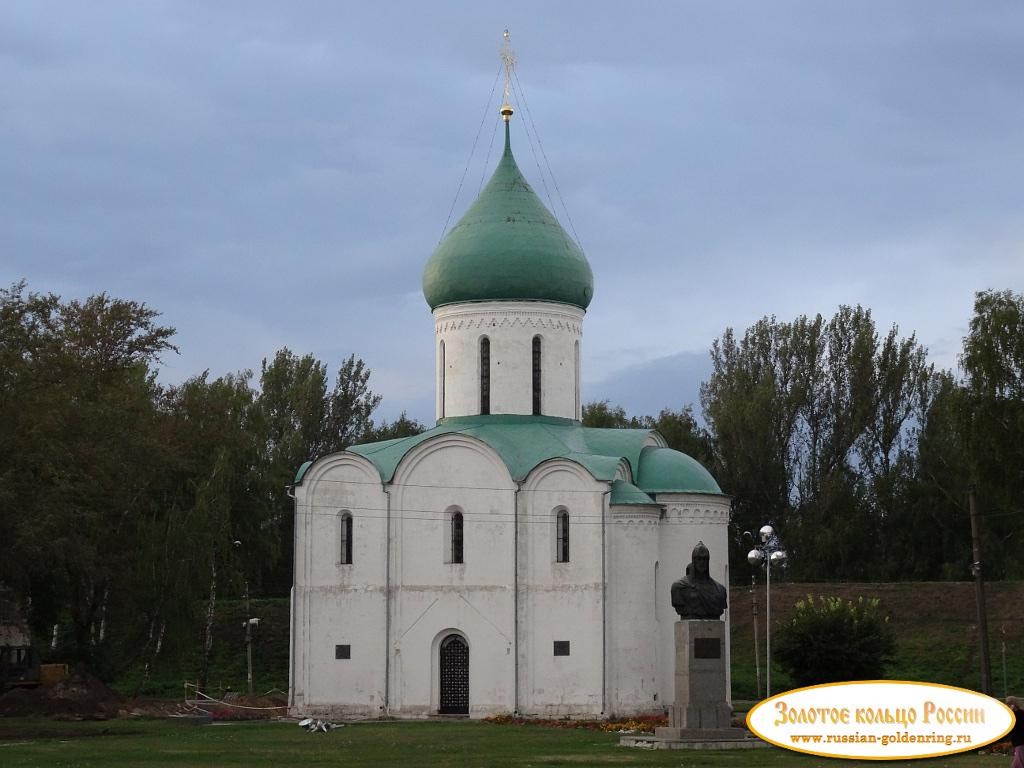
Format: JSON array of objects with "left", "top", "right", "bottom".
[
  {"left": 531, "top": 335, "right": 542, "bottom": 415},
  {"left": 340, "top": 512, "right": 353, "bottom": 564},
  {"left": 553, "top": 641, "right": 570, "bottom": 656},
  {"left": 574, "top": 340, "right": 580, "bottom": 419},
  {"left": 335, "top": 644, "right": 351, "bottom": 660},
  {"left": 439, "top": 340, "right": 446, "bottom": 419},
  {"left": 451, "top": 511, "right": 464, "bottom": 564},
  {"left": 480, "top": 337, "right": 490, "bottom": 415},
  {"left": 654, "top": 561, "right": 659, "bottom": 622},
  {"left": 556, "top": 510, "right": 570, "bottom": 563}
]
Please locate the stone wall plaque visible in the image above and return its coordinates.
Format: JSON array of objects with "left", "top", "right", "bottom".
[{"left": 693, "top": 637, "right": 721, "bottom": 659}]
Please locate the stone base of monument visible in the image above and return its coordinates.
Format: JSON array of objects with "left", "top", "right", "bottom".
[
  {"left": 619, "top": 732, "right": 766, "bottom": 750},
  {"left": 653, "top": 726, "right": 751, "bottom": 740},
  {"left": 620, "top": 619, "right": 766, "bottom": 750}
]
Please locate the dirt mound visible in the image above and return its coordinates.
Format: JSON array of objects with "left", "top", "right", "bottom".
[
  {"left": 0, "top": 670, "right": 123, "bottom": 719},
  {"left": 201, "top": 691, "right": 288, "bottom": 720}
]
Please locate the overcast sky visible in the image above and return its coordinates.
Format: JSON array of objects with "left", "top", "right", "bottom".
[{"left": 3, "top": 1, "right": 1022, "bottom": 425}]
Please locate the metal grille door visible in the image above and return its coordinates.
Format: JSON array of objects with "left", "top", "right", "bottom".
[{"left": 439, "top": 634, "right": 469, "bottom": 714}]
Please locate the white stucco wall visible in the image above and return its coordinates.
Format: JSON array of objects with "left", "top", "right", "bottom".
[
  {"left": 433, "top": 301, "right": 584, "bottom": 421},
  {"left": 517, "top": 460, "right": 607, "bottom": 716},
  {"left": 607, "top": 504, "right": 661, "bottom": 715},
  {"left": 290, "top": 454, "right": 389, "bottom": 717},
  {"left": 388, "top": 434, "right": 517, "bottom": 717},
  {"left": 290, "top": 442, "right": 735, "bottom": 721}
]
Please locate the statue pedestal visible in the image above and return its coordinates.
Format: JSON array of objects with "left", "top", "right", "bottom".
[{"left": 654, "top": 620, "right": 745, "bottom": 741}]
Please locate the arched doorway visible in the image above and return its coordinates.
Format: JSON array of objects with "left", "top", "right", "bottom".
[{"left": 438, "top": 634, "right": 469, "bottom": 714}]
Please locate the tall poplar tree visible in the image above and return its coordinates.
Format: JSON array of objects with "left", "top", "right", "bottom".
[
  {"left": 701, "top": 306, "right": 932, "bottom": 580},
  {"left": 959, "top": 290, "right": 1024, "bottom": 579},
  {"left": 255, "top": 349, "right": 383, "bottom": 594}
]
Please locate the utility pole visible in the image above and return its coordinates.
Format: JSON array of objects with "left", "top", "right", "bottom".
[
  {"left": 244, "top": 578, "right": 254, "bottom": 696},
  {"left": 234, "top": 539, "right": 255, "bottom": 697},
  {"left": 968, "top": 486, "right": 992, "bottom": 695},
  {"left": 1001, "top": 624, "right": 1008, "bottom": 701}
]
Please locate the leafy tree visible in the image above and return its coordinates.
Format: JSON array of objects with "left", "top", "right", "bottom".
[
  {"left": 257, "top": 348, "right": 331, "bottom": 468},
  {"left": 371, "top": 411, "right": 428, "bottom": 441},
  {"left": 700, "top": 319, "right": 800, "bottom": 551},
  {"left": 253, "top": 349, "right": 327, "bottom": 595},
  {"left": 649, "top": 406, "right": 715, "bottom": 468},
  {"left": 958, "top": 290, "right": 1024, "bottom": 579},
  {"left": 774, "top": 595, "right": 896, "bottom": 687},
  {"left": 0, "top": 282, "right": 403, "bottom": 679},
  {"left": 583, "top": 401, "right": 713, "bottom": 464},
  {"left": 255, "top": 349, "right": 383, "bottom": 594},
  {"left": 0, "top": 282, "right": 176, "bottom": 673},
  {"left": 855, "top": 371, "right": 971, "bottom": 581},
  {"left": 325, "top": 354, "right": 383, "bottom": 451},
  {"left": 887, "top": 290, "right": 1024, "bottom": 582},
  {"left": 701, "top": 307, "right": 932, "bottom": 581},
  {"left": 582, "top": 400, "right": 632, "bottom": 428},
  {"left": 161, "top": 371, "right": 268, "bottom": 688},
  {"left": 963, "top": 290, "right": 1024, "bottom": 400}
]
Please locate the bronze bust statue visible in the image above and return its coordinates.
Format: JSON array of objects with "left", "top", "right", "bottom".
[{"left": 671, "top": 541, "right": 727, "bottom": 620}]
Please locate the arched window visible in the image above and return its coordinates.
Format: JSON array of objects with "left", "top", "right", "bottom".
[
  {"left": 451, "top": 511, "right": 464, "bottom": 564},
  {"left": 439, "top": 340, "right": 446, "bottom": 419},
  {"left": 556, "top": 510, "right": 570, "bottom": 563},
  {"left": 532, "top": 335, "right": 542, "bottom": 416},
  {"left": 479, "top": 337, "right": 490, "bottom": 415},
  {"left": 340, "top": 512, "right": 353, "bottom": 565}
]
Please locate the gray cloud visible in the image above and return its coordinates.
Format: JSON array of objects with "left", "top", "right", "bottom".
[{"left": 2, "top": 1, "right": 1021, "bottom": 426}]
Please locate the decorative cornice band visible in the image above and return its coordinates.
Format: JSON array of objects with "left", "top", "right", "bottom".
[
  {"left": 612, "top": 516, "right": 660, "bottom": 526},
  {"left": 434, "top": 302, "right": 584, "bottom": 337},
  {"left": 662, "top": 505, "right": 730, "bottom": 524},
  {"left": 435, "top": 314, "right": 582, "bottom": 336}
]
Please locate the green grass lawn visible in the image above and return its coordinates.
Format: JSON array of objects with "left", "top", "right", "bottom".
[{"left": 0, "top": 719, "right": 1011, "bottom": 768}]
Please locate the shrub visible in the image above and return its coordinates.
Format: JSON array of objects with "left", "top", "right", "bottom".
[{"left": 773, "top": 595, "right": 895, "bottom": 688}]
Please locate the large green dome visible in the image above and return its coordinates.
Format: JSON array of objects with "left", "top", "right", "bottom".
[{"left": 423, "top": 123, "right": 594, "bottom": 311}]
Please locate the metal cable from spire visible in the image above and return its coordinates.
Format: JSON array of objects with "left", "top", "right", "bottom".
[
  {"left": 477, "top": 113, "right": 502, "bottom": 194},
  {"left": 512, "top": 68, "right": 584, "bottom": 251},
  {"left": 438, "top": 64, "right": 503, "bottom": 245}
]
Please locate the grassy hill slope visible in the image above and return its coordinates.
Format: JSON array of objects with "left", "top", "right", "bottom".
[
  {"left": 730, "top": 581, "right": 1024, "bottom": 699},
  {"left": 117, "top": 582, "right": 1024, "bottom": 703}
]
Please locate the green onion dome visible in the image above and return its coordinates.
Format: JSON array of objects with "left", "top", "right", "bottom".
[{"left": 423, "top": 123, "right": 594, "bottom": 311}]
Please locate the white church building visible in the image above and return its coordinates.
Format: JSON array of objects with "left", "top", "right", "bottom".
[{"left": 288, "top": 101, "right": 732, "bottom": 719}]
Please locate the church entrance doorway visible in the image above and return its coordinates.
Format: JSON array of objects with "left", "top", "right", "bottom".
[{"left": 438, "top": 634, "right": 469, "bottom": 714}]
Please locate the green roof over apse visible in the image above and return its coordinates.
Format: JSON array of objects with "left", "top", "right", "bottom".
[
  {"left": 610, "top": 479, "right": 657, "bottom": 506},
  {"left": 422, "top": 122, "right": 594, "bottom": 311},
  {"left": 635, "top": 446, "right": 723, "bottom": 494},
  {"left": 295, "top": 415, "right": 723, "bottom": 498}
]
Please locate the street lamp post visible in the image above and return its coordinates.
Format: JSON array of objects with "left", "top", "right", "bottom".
[{"left": 747, "top": 524, "right": 787, "bottom": 698}]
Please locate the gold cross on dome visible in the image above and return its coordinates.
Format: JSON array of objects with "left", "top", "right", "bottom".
[{"left": 500, "top": 29, "right": 516, "bottom": 121}]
